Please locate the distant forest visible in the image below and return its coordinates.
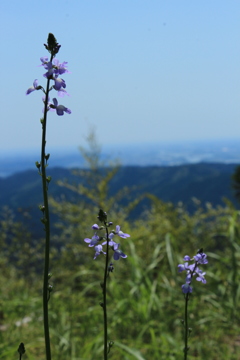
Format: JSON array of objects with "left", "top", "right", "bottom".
[{"left": 0, "top": 162, "right": 239, "bottom": 237}]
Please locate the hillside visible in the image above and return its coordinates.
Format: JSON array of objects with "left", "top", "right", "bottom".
[{"left": 0, "top": 163, "right": 238, "bottom": 222}]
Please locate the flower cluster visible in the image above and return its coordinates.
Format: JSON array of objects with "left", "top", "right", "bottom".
[
  {"left": 26, "top": 51, "right": 71, "bottom": 115},
  {"left": 84, "top": 224, "right": 130, "bottom": 260},
  {"left": 178, "top": 250, "right": 208, "bottom": 294}
]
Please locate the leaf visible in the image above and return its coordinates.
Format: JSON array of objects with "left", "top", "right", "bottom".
[{"left": 114, "top": 341, "right": 147, "bottom": 360}]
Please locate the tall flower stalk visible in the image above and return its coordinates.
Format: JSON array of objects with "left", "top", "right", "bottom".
[
  {"left": 84, "top": 209, "right": 129, "bottom": 359},
  {"left": 26, "top": 33, "right": 71, "bottom": 360},
  {"left": 178, "top": 249, "right": 208, "bottom": 359}
]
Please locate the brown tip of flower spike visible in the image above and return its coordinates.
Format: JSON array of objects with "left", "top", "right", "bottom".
[{"left": 44, "top": 33, "right": 61, "bottom": 56}]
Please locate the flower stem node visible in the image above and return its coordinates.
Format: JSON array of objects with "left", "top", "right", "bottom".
[
  {"left": 46, "top": 176, "right": 52, "bottom": 183},
  {"left": 48, "top": 284, "right": 53, "bottom": 292},
  {"left": 108, "top": 263, "right": 114, "bottom": 272},
  {"left": 48, "top": 273, "right": 52, "bottom": 279},
  {"left": 35, "top": 161, "right": 41, "bottom": 169},
  {"left": 45, "top": 154, "right": 50, "bottom": 161},
  {"left": 99, "top": 302, "right": 104, "bottom": 307},
  {"left": 108, "top": 341, "right": 114, "bottom": 354},
  {"left": 39, "top": 205, "right": 45, "bottom": 212}
]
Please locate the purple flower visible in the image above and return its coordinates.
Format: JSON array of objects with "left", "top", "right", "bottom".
[
  {"left": 57, "top": 89, "right": 69, "bottom": 97},
  {"left": 113, "top": 243, "right": 127, "bottom": 260},
  {"left": 50, "top": 98, "right": 71, "bottom": 116},
  {"left": 195, "top": 269, "right": 207, "bottom": 284},
  {"left": 84, "top": 233, "right": 100, "bottom": 247},
  {"left": 182, "top": 284, "right": 193, "bottom": 294},
  {"left": 43, "top": 61, "right": 55, "bottom": 78},
  {"left": 194, "top": 252, "right": 208, "bottom": 265},
  {"left": 94, "top": 245, "right": 106, "bottom": 259},
  {"left": 178, "top": 250, "right": 208, "bottom": 293},
  {"left": 40, "top": 57, "right": 69, "bottom": 75},
  {"left": 92, "top": 224, "right": 100, "bottom": 230},
  {"left": 102, "top": 232, "right": 117, "bottom": 247},
  {"left": 53, "top": 77, "right": 66, "bottom": 90},
  {"left": 113, "top": 225, "right": 130, "bottom": 239},
  {"left": 26, "top": 79, "right": 41, "bottom": 95},
  {"left": 53, "top": 77, "right": 69, "bottom": 97},
  {"left": 39, "top": 57, "right": 49, "bottom": 68},
  {"left": 52, "top": 58, "right": 69, "bottom": 75}
]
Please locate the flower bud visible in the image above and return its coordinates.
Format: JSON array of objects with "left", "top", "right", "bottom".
[
  {"left": 35, "top": 161, "right": 41, "bottom": 169},
  {"left": 39, "top": 205, "right": 45, "bottom": 212},
  {"left": 18, "top": 343, "right": 25, "bottom": 355},
  {"left": 97, "top": 209, "right": 107, "bottom": 222}
]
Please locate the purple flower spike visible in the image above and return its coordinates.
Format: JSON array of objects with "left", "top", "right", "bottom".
[
  {"left": 178, "top": 250, "right": 208, "bottom": 293},
  {"left": 114, "top": 225, "right": 130, "bottom": 239},
  {"left": 94, "top": 245, "right": 106, "bottom": 260},
  {"left": 26, "top": 79, "right": 40, "bottom": 95},
  {"left": 50, "top": 98, "right": 71, "bottom": 116},
  {"left": 113, "top": 243, "right": 127, "bottom": 260}
]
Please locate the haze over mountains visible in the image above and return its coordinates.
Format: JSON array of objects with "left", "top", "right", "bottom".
[
  {"left": 1, "top": 138, "right": 240, "bottom": 177},
  {"left": 1, "top": 138, "right": 240, "bottom": 236}
]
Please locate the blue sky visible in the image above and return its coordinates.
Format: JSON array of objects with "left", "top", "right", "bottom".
[{"left": 1, "top": 0, "right": 240, "bottom": 151}]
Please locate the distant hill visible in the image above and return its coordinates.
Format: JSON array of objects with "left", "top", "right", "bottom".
[{"left": 0, "top": 163, "right": 238, "bottom": 235}]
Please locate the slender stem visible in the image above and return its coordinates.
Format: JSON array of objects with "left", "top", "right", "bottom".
[
  {"left": 183, "top": 293, "right": 189, "bottom": 360},
  {"left": 183, "top": 262, "right": 197, "bottom": 359},
  {"left": 102, "top": 223, "right": 110, "bottom": 360},
  {"left": 41, "top": 54, "right": 53, "bottom": 360}
]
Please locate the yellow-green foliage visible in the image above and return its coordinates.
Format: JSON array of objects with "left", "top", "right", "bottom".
[{"left": 0, "top": 140, "right": 240, "bottom": 359}]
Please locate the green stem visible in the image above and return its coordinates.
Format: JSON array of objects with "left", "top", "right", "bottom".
[
  {"left": 183, "top": 293, "right": 189, "bottom": 360},
  {"left": 102, "top": 223, "right": 110, "bottom": 360},
  {"left": 41, "top": 54, "right": 53, "bottom": 360}
]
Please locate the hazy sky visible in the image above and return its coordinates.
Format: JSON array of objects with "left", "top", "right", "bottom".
[{"left": 1, "top": 0, "right": 240, "bottom": 151}]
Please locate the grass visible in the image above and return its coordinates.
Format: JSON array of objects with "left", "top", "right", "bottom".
[{"left": 1, "top": 200, "right": 240, "bottom": 359}]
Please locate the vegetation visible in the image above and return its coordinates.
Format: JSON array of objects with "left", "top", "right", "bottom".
[{"left": 0, "top": 135, "right": 240, "bottom": 360}]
